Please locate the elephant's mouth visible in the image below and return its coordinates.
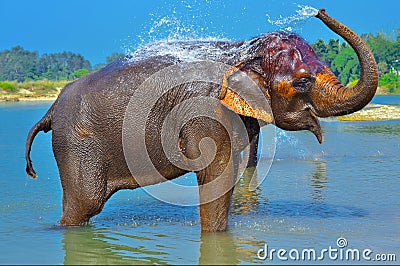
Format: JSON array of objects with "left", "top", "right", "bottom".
[
  {"left": 275, "top": 108, "right": 323, "bottom": 144},
  {"left": 308, "top": 109, "right": 323, "bottom": 144}
]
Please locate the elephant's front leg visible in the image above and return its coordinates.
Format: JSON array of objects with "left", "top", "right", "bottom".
[
  {"left": 246, "top": 131, "right": 259, "bottom": 168},
  {"left": 196, "top": 143, "right": 239, "bottom": 232},
  {"left": 181, "top": 115, "right": 239, "bottom": 232}
]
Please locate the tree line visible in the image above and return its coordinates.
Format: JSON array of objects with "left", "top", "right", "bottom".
[
  {"left": 0, "top": 46, "right": 123, "bottom": 82},
  {"left": 1, "top": 30, "right": 399, "bottom": 92},
  {"left": 311, "top": 30, "right": 400, "bottom": 93}
]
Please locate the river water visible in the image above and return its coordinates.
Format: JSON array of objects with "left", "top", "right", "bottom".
[{"left": 0, "top": 95, "right": 399, "bottom": 264}]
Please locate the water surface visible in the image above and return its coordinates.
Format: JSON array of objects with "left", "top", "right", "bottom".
[{"left": 0, "top": 98, "right": 399, "bottom": 264}]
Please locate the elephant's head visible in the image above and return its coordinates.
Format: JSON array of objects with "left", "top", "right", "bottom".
[{"left": 219, "top": 9, "right": 378, "bottom": 143}]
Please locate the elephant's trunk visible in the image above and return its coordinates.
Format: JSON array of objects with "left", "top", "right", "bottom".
[{"left": 311, "top": 9, "right": 378, "bottom": 117}]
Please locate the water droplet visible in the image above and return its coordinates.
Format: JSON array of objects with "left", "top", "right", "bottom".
[{"left": 266, "top": 5, "right": 318, "bottom": 32}]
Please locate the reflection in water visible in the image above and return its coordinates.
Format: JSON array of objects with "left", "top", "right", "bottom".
[
  {"left": 310, "top": 161, "right": 328, "bottom": 201},
  {"left": 63, "top": 227, "right": 126, "bottom": 265},
  {"left": 199, "top": 232, "right": 264, "bottom": 265},
  {"left": 199, "top": 232, "right": 239, "bottom": 265},
  {"left": 341, "top": 122, "right": 400, "bottom": 136},
  {"left": 63, "top": 227, "right": 169, "bottom": 265},
  {"left": 232, "top": 167, "right": 267, "bottom": 214},
  {"left": 62, "top": 225, "right": 262, "bottom": 265}
]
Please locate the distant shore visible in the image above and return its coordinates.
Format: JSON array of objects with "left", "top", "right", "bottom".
[
  {"left": 0, "top": 80, "right": 66, "bottom": 103},
  {"left": 0, "top": 96, "right": 58, "bottom": 102},
  {"left": 337, "top": 104, "right": 400, "bottom": 121}
]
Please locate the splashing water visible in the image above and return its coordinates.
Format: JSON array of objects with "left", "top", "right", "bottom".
[
  {"left": 125, "top": 9, "right": 237, "bottom": 63},
  {"left": 124, "top": 4, "right": 318, "bottom": 64},
  {"left": 125, "top": 33, "right": 251, "bottom": 64},
  {"left": 145, "top": 14, "right": 200, "bottom": 42},
  {"left": 124, "top": 0, "right": 222, "bottom": 63},
  {"left": 125, "top": 13, "right": 246, "bottom": 64},
  {"left": 266, "top": 5, "right": 318, "bottom": 32}
]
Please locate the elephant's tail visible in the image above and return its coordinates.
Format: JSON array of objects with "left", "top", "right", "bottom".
[{"left": 25, "top": 102, "right": 55, "bottom": 178}]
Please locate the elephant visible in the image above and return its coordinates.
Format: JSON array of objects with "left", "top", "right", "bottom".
[{"left": 25, "top": 9, "right": 377, "bottom": 232}]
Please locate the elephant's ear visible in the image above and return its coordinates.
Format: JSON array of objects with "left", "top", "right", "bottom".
[{"left": 218, "top": 62, "right": 273, "bottom": 123}]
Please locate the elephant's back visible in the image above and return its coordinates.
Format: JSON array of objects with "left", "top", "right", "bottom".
[
  {"left": 52, "top": 55, "right": 177, "bottom": 123},
  {"left": 50, "top": 56, "right": 176, "bottom": 168},
  {"left": 60, "top": 55, "right": 176, "bottom": 99}
]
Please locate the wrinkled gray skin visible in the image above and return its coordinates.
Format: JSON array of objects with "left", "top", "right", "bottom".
[
  {"left": 25, "top": 10, "right": 377, "bottom": 231},
  {"left": 27, "top": 55, "right": 259, "bottom": 231}
]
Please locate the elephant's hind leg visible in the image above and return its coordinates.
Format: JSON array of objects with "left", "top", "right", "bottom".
[{"left": 56, "top": 149, "right": 108, "bottom": 226}]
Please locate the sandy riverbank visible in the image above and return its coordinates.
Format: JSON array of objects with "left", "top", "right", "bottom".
[
  {"left": 1, "top": 96, "right": 58, "bottom": 102},
  {"left": 0, "top": 91, "right": 58, "bottom": 102},
  {"left": 337, "top": 104, "right": 400, "bottom": 121}
]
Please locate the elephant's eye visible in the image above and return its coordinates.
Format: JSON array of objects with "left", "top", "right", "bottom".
[{"left": 292, "top": 77, "right": 313, "bottom": 93}]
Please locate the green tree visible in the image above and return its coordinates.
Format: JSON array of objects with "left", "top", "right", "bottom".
[
  {"left": 106, "top": 53, "right": 125, "bottom": 64},
  {"left": 364, "top": 33, "right": 394, "bottom": 65},
  {"left": 311, "top": 29, "right": 400, "bottom": 92},
  {"left": 331, "top": 47, "right": 359, "bottom": 85},
  {"left": 325, "top": 39, "right": 341, "bottom": 66},
  {"left": 377, "top": 61, "right": 389, "bottom": 77},
  {"left": 311, "top": 39, "right": 328, "bottom": 63},
  {"left": 0, "top": 81, "right": 16, "bottom": 92},
  {"left": 73, "top": 69, "right": 89, "bottom": 79},
  {"left": 0, "top": 46, "right": 39, "bottom": 82},
  {"left": 0, "top": 46, "right": 93, "bottom": 82},
  {"left": 380, "top": 72, "right": 400, "bottom": 93},
  {"left": 37, "top": 52, "right": 92, "bottom": 80}
]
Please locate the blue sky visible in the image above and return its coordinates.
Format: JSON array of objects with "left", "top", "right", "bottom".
[{"left": 1, "top": 0, "right": 399, "bottom": 64}]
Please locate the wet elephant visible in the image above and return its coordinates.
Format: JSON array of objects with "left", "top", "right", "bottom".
[{"left": 25, "top": 9, "right": 377, "bottom": 231}]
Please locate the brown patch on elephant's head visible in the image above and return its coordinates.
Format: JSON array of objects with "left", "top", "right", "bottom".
[{"left": 277, "top": 81, "right": 296, "bottom": 98}]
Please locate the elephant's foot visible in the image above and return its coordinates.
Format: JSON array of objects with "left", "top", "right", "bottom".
[
  {"left": 59, "top": 179, "right": 107, "bottom": 226},
  {"left": 59, "top": 213, "right": 90, "bottom": 226},
  {"left": 59, "top": 196, "right": 105, "bottom": 226},
  {"left": 198, "top": 190, "right": 233, "bottom": 232}
]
